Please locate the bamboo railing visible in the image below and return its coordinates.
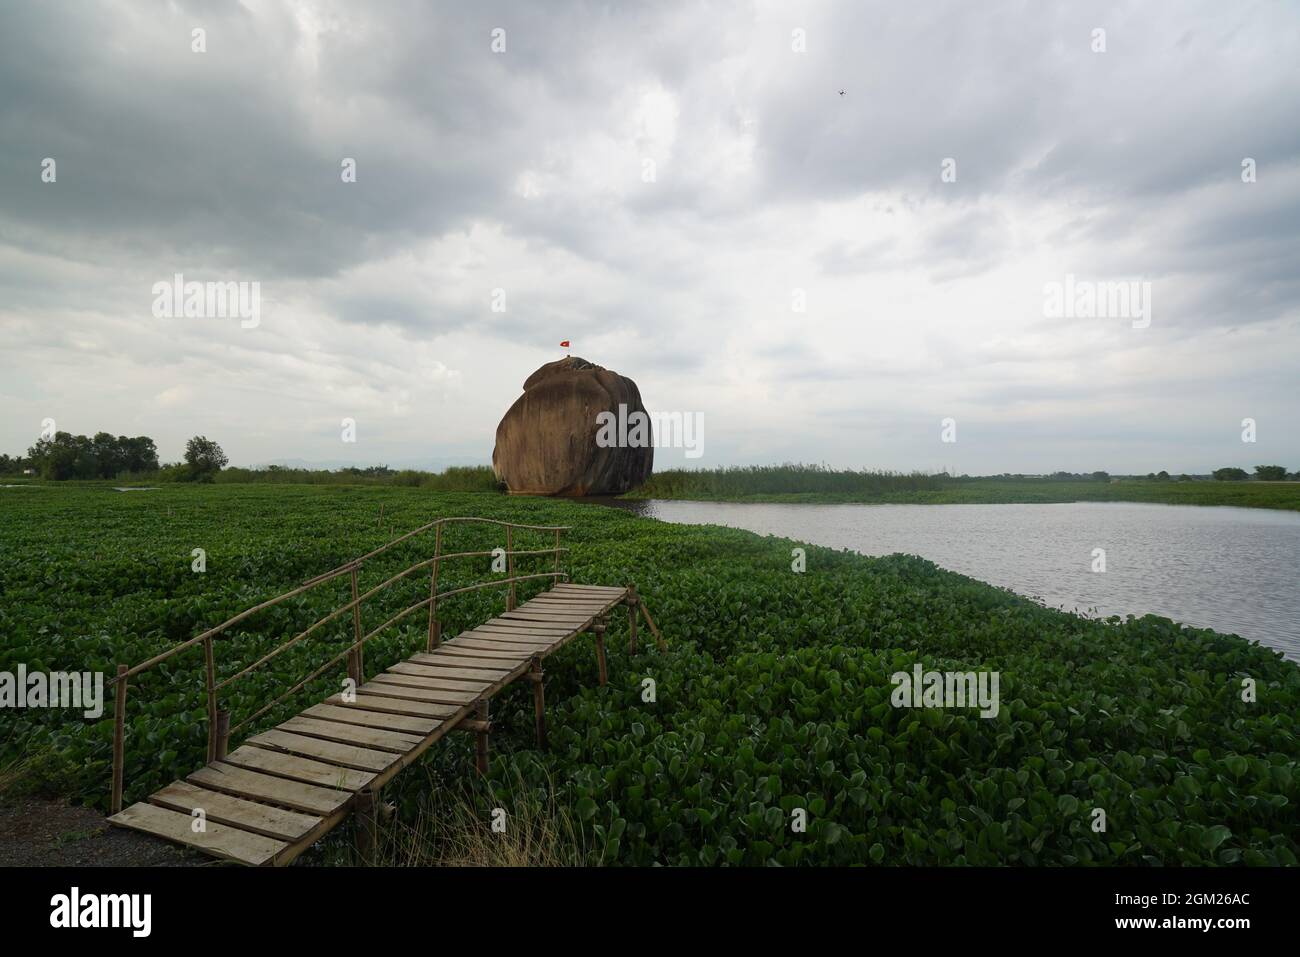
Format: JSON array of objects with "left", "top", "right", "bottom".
[{"left": 104, "top": 517, "right": 570, "bottom": 813}]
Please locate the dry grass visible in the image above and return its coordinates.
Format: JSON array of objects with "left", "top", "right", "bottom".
[
  {"left": 358, "top": 769, "right": 602, "bottom": 867},
  {"left": 0, "top": 756, "right": 29, "bottom": 798},
  {"left": 0, "top": 746, "right": 52, "bottom": 799}
]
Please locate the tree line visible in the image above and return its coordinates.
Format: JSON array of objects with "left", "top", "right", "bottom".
[
  {"left": 1213, "top": 465, "right": 1295, "bottom": 481},
  {"left": 2, "top": 433, "right": 227, "bottom": 482}
]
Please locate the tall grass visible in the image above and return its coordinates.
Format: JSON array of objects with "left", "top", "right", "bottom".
[
  {"left": 625, "top": 466, "right": 1300, "bottom": 510},
  {"left": 214, "top": 464, "right": 501, "bottom": 491},
  {"left": 631, "top": 464, "right": 945, "bottom": 498},
  {"left": 351, "top": 770, "right": 600, "bottom": 867}
]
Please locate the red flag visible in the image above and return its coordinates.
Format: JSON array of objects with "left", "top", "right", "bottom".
[{"left": 560, "top": 340, "right": 570, "bottom": 348}]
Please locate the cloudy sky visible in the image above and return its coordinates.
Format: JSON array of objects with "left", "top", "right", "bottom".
[{"left": 1, "top": 0, "right": 1297, "bottom": 474}]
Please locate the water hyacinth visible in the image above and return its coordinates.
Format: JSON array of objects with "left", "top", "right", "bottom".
[{"left": 1, "top": 484, "right": 1296, "bottom": 866}]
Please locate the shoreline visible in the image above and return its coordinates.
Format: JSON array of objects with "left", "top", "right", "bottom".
[{"left": 620, "top": 480, "right": 1300, "bottom": 512}]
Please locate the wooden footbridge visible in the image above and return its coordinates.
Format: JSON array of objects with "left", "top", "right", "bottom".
[{"left": 105, "top": 517, "right": 664, "bottom": 866}]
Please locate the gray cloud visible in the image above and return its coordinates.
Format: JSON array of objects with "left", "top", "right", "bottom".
[{"left": 0, "top": 0, "right": 1296, "bottom": 472}]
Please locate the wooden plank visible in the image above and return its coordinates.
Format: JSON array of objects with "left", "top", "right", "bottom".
[
  {"left": 149, "top": 781, "right": 321, "bottom": 842},
  {"left": 224, "top": 744, "right": 377, "bottom": 792},
  {"left": 246, "top": 729, "right": 397, "bottom": 773},
  {"left": 370, "top": 671, "right": 493, "bottom": 693},
  {"left": 458, "top": 637, "right": 560, "bottom": 655},
  {"left": 438, "top": 643, "right": 528, "bottom": 661},
  {"left": 404, "top": 659, "right": 515, "bottom": 680},
  {"left": 527, "top": 595, "right": 612, "bottom": 606},
  {"left": 491, "top": 621, "right": 585, "bottom": 634},
  {"left": 388, "top": 663, "right": 502, "bottom": 686},
  {"left": 476, "top": 620, "right": 572, "bottom": 635},
  {"left": 472, "top": 626, "right": 571, "bottom": 640},
  {"left": 497, "top": 618, "right": 587, "bottom": 630},
  {"left": 462, "top": 630, "right": 558, "bottom": 647},
  {"left": 525, "top": 602, "right": 608, "bottom": 613},
  {"left": 360, "top": 678, "right": 481, "bottom": 706},
  {"left": 409, "top": 652, "right": 518, "bottom": 671},
  {"left": 533, "top": 588, "right": 615, "bottom": 597},
  {"left": 479, "top": 616, "right": 572, "bottom": 630},
  {"left": 502, "top": 608, "right": 590, "bottom": 620},
  {"left": 302, "top": 702, "right": 440, "bottom": 736},
  {"left": 189, "top": 762, "right": 353, "bottom": 816},
  {"left": 279, "top": 715, "right": 422, "bottom": 754},
  {"left": 394, "top": 666, "right": 513, "bottom": 685},
  {"left": 109, "top": 802, "right": 287, "bottom": 867},
  {"left": 461, "top": 629, "right": 560, "bottom": 646},
  {"left": 325, "top": 692, "right": 462, "bottom": 721}
]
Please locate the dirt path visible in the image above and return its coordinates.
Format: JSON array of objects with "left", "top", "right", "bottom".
[{"left": 0, "top": 798, "right": 206, "bottom": 867}]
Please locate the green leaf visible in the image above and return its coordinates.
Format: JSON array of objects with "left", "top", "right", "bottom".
[{"left": 1200, "top": 825, "right": 1232, "bottom": 852}]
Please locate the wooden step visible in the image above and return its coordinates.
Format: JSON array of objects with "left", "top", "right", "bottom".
[
  {"left": 189, "top": 762, "right": 353, "bottom": 816},
  {"left": 245, "top": 729, "right": 398, "bottom": 773},
  {"left": 279, "top": 715, "right": 423, "bottom": 753},
  {"left": 109, "top": 802, "right": 288, "bottom": 866},
  {"left": 223, "top": 744, "right": 377, "bottom": 791},
  {"left": 149, "top": 781, "right": 321, "bottom": 842},
  {"left": 324, "top": 693, "right": 462, "bottom": 721},
  {"left": 387, "top": 662, "right": 496, "bottom": 688},
  {"left": 301, "top": 702, "right": 442, "bottom": 736},
  {"left": 360, "top": 678, "right": 482, "bottom": 706}
]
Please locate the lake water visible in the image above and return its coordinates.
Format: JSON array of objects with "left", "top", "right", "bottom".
[{"left": 609, "top": 500, "right": 1300, "bottom": 661}]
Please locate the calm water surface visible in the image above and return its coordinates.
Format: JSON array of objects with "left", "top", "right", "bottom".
[{"left": 610, "top": 500, "right": 1300, "bottom": 660}]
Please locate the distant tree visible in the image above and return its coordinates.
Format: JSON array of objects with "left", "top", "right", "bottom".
[
  {"left": 183, "top": 436, "right": 228, "bottom": 482},
  {"left": 1212, "top": 467, "right": 1249, "bottom": 481},
  {"left": 91, "top": 432, "right": 124, "bottom": 479},
  {"left": 1178, "top": 473, "right": 1192, "bottom": 482},
  {"left": 28, "top": 432, "right": 94, "bottom": 480},
  {"left": 1156, "top": 470, "right": 1170, "bottom": 481},
  {"left": 121, "top": 436, "right": 160, "bottom": 473},
  {"left": 24, "top": 431, "right": 159, "bottom": 480},
  {"left": 1254, "top": 465, "right": 1288, "bottom": 482},
  {"left": 1091, "top": 471, "right": 1109, "bottom": 482}
]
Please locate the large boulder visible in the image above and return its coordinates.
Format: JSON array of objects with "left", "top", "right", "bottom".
[{"left": 492, "top": 357, "right": 653, "bottom": 496}]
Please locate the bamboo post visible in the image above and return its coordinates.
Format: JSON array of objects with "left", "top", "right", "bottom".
[
  {"left": 427, "top": 524, "right": 442, "bottom": 650},
  {"left": 349, "top": 566, "right": 364, "bottom": 685},
  {"left": 214, "top": 706, "right": 231, "bottom": 761},
  {"left": 357, "top": 789, "right": 378, "bottom": 865},
  {"left": 203, "top": 636, "right": 218, "bottom": 764},
  {"left": 593, "top": 618, "right": 608, "bottom": 686},
  {"left": 475, "top": 699, "right": 490, "bottom": 775},
  {"left": 110, "top": 664, "right": 127, "bottom": 814},
  {"left": 626, "top": 586, "right": 639, "bottom": 656},
  {"left": 639, "top": 597, "right": 668, "bottom": 652},
  {"left": 506, "top": 526, "right": 516, "bottom": 611},
  {"left": 529, "top": 657, "right": 546, "bottom": 748}
]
